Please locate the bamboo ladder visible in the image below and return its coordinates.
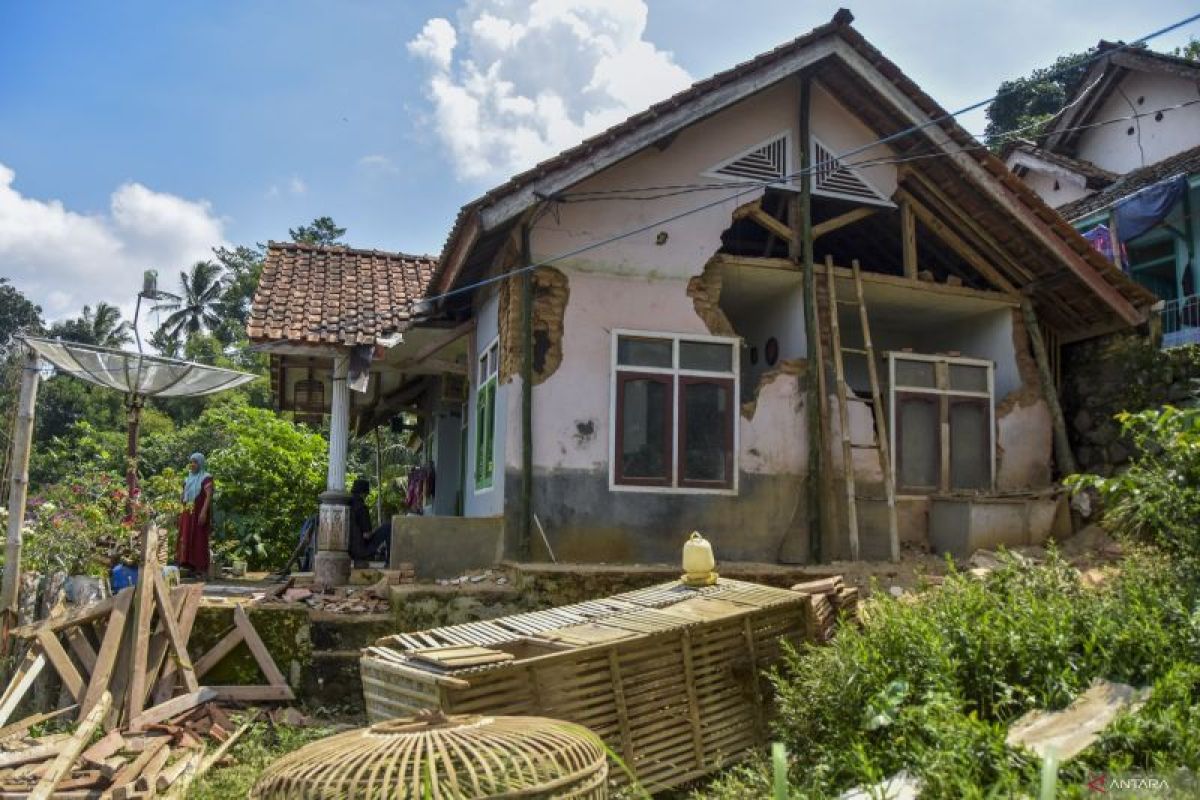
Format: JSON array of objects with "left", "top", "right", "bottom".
[{"left": 823, "top": 257, "right": 899, "bottom": 562}]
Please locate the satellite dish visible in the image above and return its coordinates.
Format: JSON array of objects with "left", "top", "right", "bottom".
[{"left": 19, "top": 336, "right": 258, "bottom": 494}]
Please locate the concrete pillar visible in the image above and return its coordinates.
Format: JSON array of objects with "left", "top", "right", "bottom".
[
  {"left": 326, "top": 353, "right": 350, "bottom": 492},
  {"left": 315, "top": 352, "right": 351, "bottom": 586}
]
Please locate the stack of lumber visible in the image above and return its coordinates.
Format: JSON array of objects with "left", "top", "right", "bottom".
[
  {"left": 0, "top": 694, "right": 255, "bottom": 799},
  {"left": 790, "top": 576, "right": 858, "bottom": 642},
  {"left": 0, "top": 527, "right": 293, "bottom": 736},
  {"left": 0, "top": 526, "right": 294, "bottom": 798}
]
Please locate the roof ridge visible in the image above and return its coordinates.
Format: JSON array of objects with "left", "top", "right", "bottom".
[{"left": 266, "top": 239, "right": 438, "bottom": 261}]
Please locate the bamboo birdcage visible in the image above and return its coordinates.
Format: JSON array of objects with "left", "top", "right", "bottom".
[
  {"left": 250, "top": 711, "right": 608, "bottom": 799},
  {"left": 360, "top": 578, "right": 808, "bottom": 793}
]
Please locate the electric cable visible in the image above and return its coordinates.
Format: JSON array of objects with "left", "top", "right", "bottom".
[{"left": 422, "top": 10, "right": 1200, "bottom": 305}]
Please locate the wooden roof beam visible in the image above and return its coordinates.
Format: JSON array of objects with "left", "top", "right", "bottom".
[
  {"left": 813, "top": 207, "right": 880, "bottom": 239},
  {"left": 833, "top": 38, "right": 1143, "bottom": 326},
  {"left": 895, "top": 188, "right": 1018, "bottom": 295}
]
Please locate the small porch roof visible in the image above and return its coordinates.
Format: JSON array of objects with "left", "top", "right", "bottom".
[{"left": 247, "top": 241, "right": 437, "bottom": 347}]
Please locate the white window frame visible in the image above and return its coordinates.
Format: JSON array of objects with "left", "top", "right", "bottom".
[
  {"left": 608, "top": 329, "right": 740, "bottom": 495},
  {"left": 887, "top": 351, "right": 995, "bottom": 493},
  {"left": 473, "top": 336, "right": 499, "bottom": 495}
]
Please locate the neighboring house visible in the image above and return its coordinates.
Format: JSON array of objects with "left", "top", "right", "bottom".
[
  {"left": 250, "top": 11, "right": 1156, "bottom": 570},
  {"left": 1004, "top": 42, "right": 1200, "bottom": 345}
]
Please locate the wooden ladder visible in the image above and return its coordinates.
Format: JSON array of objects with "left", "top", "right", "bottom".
[{"left": 823, "top": 256, "right": 900, "bottom": 562}]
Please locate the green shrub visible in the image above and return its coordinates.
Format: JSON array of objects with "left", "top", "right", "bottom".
[
  {"left": 1068, "top": 406, "right": 1200, "bottom": 576},
  {"left": 696, "top": 550, "right": 1197, "bottom": 799}
]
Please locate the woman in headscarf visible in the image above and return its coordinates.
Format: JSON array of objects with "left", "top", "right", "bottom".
[{"left": 177, "top": 452, "right": 214, "bottom": 577}]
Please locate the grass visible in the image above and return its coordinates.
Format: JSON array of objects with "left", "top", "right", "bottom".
[
  {"left": 694, "top": 546, "right": 1200, "bottom": 799},
  {"left": 188, "top": 716, "right": 338, "bottom": 800}
]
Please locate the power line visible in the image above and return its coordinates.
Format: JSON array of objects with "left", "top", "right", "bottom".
[{"left": 424, "top": 10, "right": 1200, "bottom": 304}]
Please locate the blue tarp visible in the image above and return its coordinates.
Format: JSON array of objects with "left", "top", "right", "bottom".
[{"left": 1114, "top": 174, "right": 1187, "bottom": 242}]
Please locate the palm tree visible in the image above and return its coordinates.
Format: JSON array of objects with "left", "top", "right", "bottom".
[
  {"left": 153, "top": 261, "right": 225, "bottom": 345},
  {"left": 48, "top": 302, "right": 133, "bottom": 347}
]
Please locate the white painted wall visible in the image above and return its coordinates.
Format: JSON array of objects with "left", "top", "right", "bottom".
[
  {"left": 1075, "top": 71, "right": 1200, "bottom": 175},
  {"left": 1020, "top": 169, "right": 1093, "bottom": 209},
  {"left": 529, "top": 79, "right": 898, "bottom": 280}
]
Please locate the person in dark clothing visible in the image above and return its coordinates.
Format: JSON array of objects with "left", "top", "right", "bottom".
[{"left": 348, "top": 478, "right": 391, "bottom": 564}]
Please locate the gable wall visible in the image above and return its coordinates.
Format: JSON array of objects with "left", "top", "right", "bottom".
[{"left": 1075, "top": 71, "right": 1200, "bottom": 175}]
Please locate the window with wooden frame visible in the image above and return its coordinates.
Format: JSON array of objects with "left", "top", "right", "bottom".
[
  {"left": 888, "top": 353, "right": 994, "bottom": 493},
  {"left": 474, "top": 338, "right": 499, "bottom": 491},
  {"left": 611, "top": 331, "right": 738, "bottom": 493}
]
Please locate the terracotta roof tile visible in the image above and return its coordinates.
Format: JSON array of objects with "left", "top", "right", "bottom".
[
  {"left": 1057, "top": 144, "right": 1200, "bottom": 221},
  {"left": 247, "top": 241, "right": 436, "bottom": 346}
]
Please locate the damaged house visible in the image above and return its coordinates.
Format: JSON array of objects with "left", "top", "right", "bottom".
[{"left": 251, "top": 10, "right": 1156, "bottom": 572}]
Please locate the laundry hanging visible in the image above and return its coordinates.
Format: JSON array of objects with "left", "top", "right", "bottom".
[{"left": 1114, "top": 174, "right": 1187, "bottom": 243}]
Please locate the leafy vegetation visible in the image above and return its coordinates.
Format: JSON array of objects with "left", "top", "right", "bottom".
[
  {"left": 696, "top": 548, "right": 1199, "bottom": 799},
  {"left": 1068, "top": 406, "right": 1200, "bottom": 577},
  {"left": 188, "top": 718, "right": 337, "bottom": 800}
]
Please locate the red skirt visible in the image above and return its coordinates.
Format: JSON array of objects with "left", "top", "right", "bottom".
[{"left": 177, "top": 508, "right": 211, "bottom": 573}]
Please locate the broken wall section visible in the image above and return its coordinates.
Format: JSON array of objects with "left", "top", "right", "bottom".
[{"left": 498, "top": 266, "right": 570, "bottom": 386}]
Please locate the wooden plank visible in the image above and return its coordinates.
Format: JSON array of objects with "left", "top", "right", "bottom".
[
  {"left": 852, "top": 260, "right": 900, "bottom": 563},
  {"left": 150, "top": 571, "right": 198, "bottom": 693},
  {"left": 826, "top": 257, "right": 860, "bottom": 561},
  {"left": 232, "top": 605, "right": 289, "bottom": 687},
  {"left": 901, "top": 168, "right": 1034, "bottom": 283},
  {"left": 193, "top": 626, "right": 243, "bottom": 681},
  {"left": 1022, "top": 300, "right": 1079, "bottom": 476},
  {"left": 0, "top": 741, "right": 61, "bottom": 769},
  {"left": 208, "top": 685, "right": 294, "bottom": 702},
  {"left": 124, "top": 529, "right": 159, "bottom": 726},
  {"left": 151, "top": 584, "right": 202, "bottom": 705},
  {"left": 0, "top": 647, "right": 45, "bottom": 727},
  {"left": 897, "top": 188, "right": 1018, "bottom": 294},
  {"left": 833, "top": 38, "right": 1141, "bottom": 325},
  {"left": 128, "top": 689, "right": 217, "bottom": 730},
  {"left": 0, "top": 705, "right": 77, "bottom": 744},
  {"left": 63, "top": 626, "right": 98, "bottom": 676},
  {"left": 79, "top": 587, "right": 133, "bottom": 722},
  {"left": 812, "top": 206, "right": 879, "bottom": 240},
  {"left": 27, "top": 690, "right": 111, "bottom": 800},
  {"left": 109, "top": 736, "right": 169, "bottom": 791},
  {"left": 36, "top": 629, "right": 85, "bottom": 701},
  {"left": 142, "top": 585, "right": 188, "bottom": 704},
  {"left": 900, "top": 198, "right": 918, "bottom": 279},
  {"left": 9, "top": 595, "right": 118, "bottom": 639}
]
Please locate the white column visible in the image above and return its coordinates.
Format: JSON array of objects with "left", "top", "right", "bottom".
[{"left": 326, "top": 353, "right": 350, "bottom": 492}]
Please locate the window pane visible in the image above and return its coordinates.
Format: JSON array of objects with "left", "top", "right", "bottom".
[
  {"left": 894, "top": 359, "right": 935, "bottom": 388},
  {"left": 478, "top": 355, "right": 488, "bottom": 383},
  {"left": 617, "top": 336, "right": 672, "bottom": 368},
  {"left": 682, "top": 381, "right": 731, "bottom": 483},
  {"left": 950, "top": 364, "right": 988, "bottom": 393},
  {"left": 486, "top": 346, "right": 497, "bottom": 378},
  {"left": 680, "top": 341, "right": 733, "bottom": 372},
  {"left": 898, "top": 397, "right": 939, "bottom": 488},
  {"left": 950, "top": 401, "right": 989, "bottom": 490},
  {"left": 620, "top": 377, "right": 669, "bottom": 480}
]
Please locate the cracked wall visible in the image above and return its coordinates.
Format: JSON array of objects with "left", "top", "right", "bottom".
[{"left": 498, "top": 265, "right": 570, "bottom": 386}]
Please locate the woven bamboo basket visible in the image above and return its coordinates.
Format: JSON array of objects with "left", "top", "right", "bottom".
[
  {"left": 361, "top": 578, "right": 807, "bottom": 793},
  {"left": 250, "top": 711, "right": 608, "bottom": 799}
]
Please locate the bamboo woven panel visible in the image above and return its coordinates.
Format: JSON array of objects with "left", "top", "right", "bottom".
[
  {"left": 251, "top": 713, "right": 609, "bottom": 799},
  {"left": 361, "top": 580, "right": 806, "bottom": 793}
]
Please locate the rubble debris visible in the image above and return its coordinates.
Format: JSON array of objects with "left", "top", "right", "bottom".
[
  {"left": 0, "top": 699, "right": 261, "bottom": 799},
  {"left": 1007, "top": 680, "right": 1150, "bottom": 761}
]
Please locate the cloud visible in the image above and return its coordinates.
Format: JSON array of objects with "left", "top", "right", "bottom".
[
  {"left": 357, "top": 154, "right": 399, "bottom": 174},
  {"left": 407, "top": 0, "right": 692, "bottom": 181},
  {"left": 0, "top": 162, "right": 228, "bottom": 320},
  {"left": 288, "top": 176, "right": 307, "bottom": 195}
]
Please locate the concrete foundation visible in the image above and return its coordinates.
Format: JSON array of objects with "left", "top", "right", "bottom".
[
  {"left": 928, "top": 493, "right": 1069, "bottom": 558},
  {"left": 316, "top": 491, "right": 352, "bottom": 586},
  {"left": 389, "top": 515, "right": 505, "bottom": 579}
]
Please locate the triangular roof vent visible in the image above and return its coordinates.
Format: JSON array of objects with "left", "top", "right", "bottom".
[
  {"left": 703, "top": 132, "right": 790, "bottom": 183},
  {"left": 811, "top": 137, "right": 893, "bottom": 206}
]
